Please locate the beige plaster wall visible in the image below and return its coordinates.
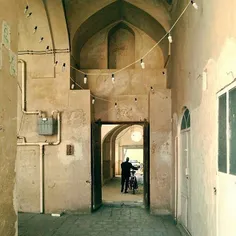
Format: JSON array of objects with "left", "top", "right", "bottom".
[
  {"left": 150, "top": 89, "right": 171, "bottom": 214},
  {"left": 0, "top": 0, "right": 18, "bottom": 235},
  {"left": 169, "top": 0, "right": 236, "bottom": 235},
  {"left": 16, "top": 0, "right": 92, "bottom": 214},
  {"left": 80, "top": 23, "right": 163, "bottom": 70},
  {"left": 102, "top": 125, "right": 117, "bottom": 141},
  {"left": 108, "top": 27, "right": 135, "bottom": 69},
  {"left": 16, "top": 0, "right": 173, "bottom": 217},
  {"left": 74, "top": 67, "right": 167, "bottom": 122},
  {"left": 74, "top": 19, "right": 166, "bottom": 124},
  {"left": 17, "top": 76, "right": 92, "bottom": 214}
]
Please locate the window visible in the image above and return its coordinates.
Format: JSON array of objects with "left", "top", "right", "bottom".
[
  {"left": 229, "top": 88, "right": 236, "bottom": 175},
  {"left": 181, "top": 109, "right": 190, "bottom": 130},
  {"left": 218, "top": 94, "right": 227, "bottom": 173},
  {"left": 218, "top": 86, "right": 236, "bottom": 175}
]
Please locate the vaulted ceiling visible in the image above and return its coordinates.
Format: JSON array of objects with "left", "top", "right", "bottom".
[{"left": 63, "top": 0, "right": 172, "bottom": 66}]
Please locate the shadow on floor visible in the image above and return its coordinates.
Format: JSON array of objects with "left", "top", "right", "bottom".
[{"left": 103, "top": 177, "right": 143, "bottom": 204}]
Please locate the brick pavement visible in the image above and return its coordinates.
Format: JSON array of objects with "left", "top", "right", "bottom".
[{"left": 18, "top": 206, "right": 182, "bottom": 236}]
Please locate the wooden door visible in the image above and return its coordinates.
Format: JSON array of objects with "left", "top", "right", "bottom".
[
  {"left": 143, "top": 122, "right": 150, "bottom": 208},
  {"left": 91, "top": 121, "right": 102, "bottom": 211}
]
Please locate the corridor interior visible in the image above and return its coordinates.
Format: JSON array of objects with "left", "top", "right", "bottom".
[
  {"left": 102, "top": 124, "right": 144, "bottom": 205},
  {"left": 2, "top": 0, "right": 236, "bottom": 236}
]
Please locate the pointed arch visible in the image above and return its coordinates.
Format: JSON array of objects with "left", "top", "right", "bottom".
[
  {"left": 181, "top": 108, "right": 191, "bottom": 130},
  {"left": 72, "top": 1, "right": 168, "bottom": 67},
  {"left": 108, "top": 22, "right": 135, "bottom": 69}
]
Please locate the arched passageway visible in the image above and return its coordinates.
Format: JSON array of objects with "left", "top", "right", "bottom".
[
  {"left": 91, "top": 121, "right": 150, "bottom": 210},
  {"left": 102, "top": 124, "right": 144, "bottom": 204}
]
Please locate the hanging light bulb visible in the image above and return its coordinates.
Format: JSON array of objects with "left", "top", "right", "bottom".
[
  {"left": 62, "top": 63, "right": 66, "bottom": 72},
  {"left": 191, "top": 0, "right": 198, "bottom": 10},
  {"left": 115, "top": 102, "right": 117, "bottom": 108},
  {"left": 26, "top": 12, "right": 32, "bottom": 18},
  {"left": 54, "top": 61, "right": 58, "bottom": 67},
  {"left": 135, "top": 98, "right": 138, "bottom": 103},
  {"left": 131, "top": 130, "right": 142, "bottom": 142},
  {"left": 84, "top": 74, "right": 87, "bottom": 84},
  {"left": 33, "top": 26, "right": 38, "bottom": 34},
  {"left": 140, "top": 59, "right": 145, "bottom": 69},
  {"left": 46, "top": 46, "right": 50, "bottom": 53},
  {"left": 112, "top": 74, "right": 115, "bottom": 84},
  {"left": 71, "top": 83, "right": 75, "bottom": 90},
  {"left": 168, "top": 33, "right": 173, "bottom": 43},
  {"left": 39, "top": 37, "right": 44, "bottom": 43},
  {"left": 24, "top": 5, "right": 29, "bottom": 14},
  {"left": 92, "top": 97, "right": 95, "bottom": 105}
]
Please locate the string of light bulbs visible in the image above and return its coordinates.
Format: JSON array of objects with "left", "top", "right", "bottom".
[
  {"left": 70, "top": 77, "right": 113, "bottom": 104},
  {"left": 21, "top": 1, "right": 198, "bottom": 78},
  {"left": 70, "top": 77, "right": 141, "bottom": 106},
  {"left": 21, "top": 4, "right": 69, "bottom": 68},
  {"left": 70, "top": 0, "right": 198, "bottom": 82},
  {"left": 22, "top": 1, "right": 198, "bottom": 98}
]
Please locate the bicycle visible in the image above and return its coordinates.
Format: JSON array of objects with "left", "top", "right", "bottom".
[{"left": 129, "top": 170, "right": 138, "bottom": 194}]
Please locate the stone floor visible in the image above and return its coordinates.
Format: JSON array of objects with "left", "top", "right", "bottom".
[
  {"left": 18, "top": 206, "right": 182, "bottom": 236},
  {"left": 103, "top": 177, "right": 143, "bottom": 203}
]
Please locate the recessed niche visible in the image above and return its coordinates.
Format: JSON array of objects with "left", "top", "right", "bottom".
[{"left": 108, "top": 23, "right": 135, "bottom": 69}]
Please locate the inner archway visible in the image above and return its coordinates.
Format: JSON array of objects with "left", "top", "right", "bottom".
[{"left": 101, "top": 123, "right": 147, "bottom": 206}]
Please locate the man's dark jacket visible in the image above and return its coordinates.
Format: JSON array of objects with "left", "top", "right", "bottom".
[{"left": 121, "top": 161, "right": 138, "bottom": 177}]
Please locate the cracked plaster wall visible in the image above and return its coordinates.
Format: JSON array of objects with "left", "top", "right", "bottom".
[
  {"left": 0, "top": 0, "right": 18, "bottom": 235},
  {"left": 74, "top": 24, "right": 166, "bottom": 122},
  {"left": 150, "top": 90, "right": 172, "bottom": 214},
  {"left": 169, "top": 0, "right": 236, "bottom": 235},
  {"left": 16, "top": 0, "right": 173, "bottom": 216},
  {"left": 16, "top": 0, "right": 92, "bottom": 214}
]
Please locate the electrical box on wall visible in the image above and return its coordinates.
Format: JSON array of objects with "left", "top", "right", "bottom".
[
  {"left": 66, "top": 145, "right": 74, "bottom": 155},
  {"left": 38, "top": 117, "right": 56, "bottom": 136}
]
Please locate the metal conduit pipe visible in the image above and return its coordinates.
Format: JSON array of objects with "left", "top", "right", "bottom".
[
  {"left": 18, "top": 59, "right": 41, "bottom": 115},
  {"left": 174, "top": 136, "right": 178, "bottom": 222},
  {"left": 17, "top": 60, "right": 62, "bottom": 213},
  {"left": 17, "top": 112, "right": 61, "bottom": 213}
]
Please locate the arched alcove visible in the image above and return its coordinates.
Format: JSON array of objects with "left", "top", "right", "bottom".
[
  {"left": 72, "top": 1, "right": 169, "bottom": 68},
  {"left": 108, "top": 23, "right": 135, "bottom": 69}
]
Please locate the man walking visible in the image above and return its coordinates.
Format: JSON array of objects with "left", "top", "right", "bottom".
[{"left": 121, "top": 157, "right": 138, "bottom": 193}]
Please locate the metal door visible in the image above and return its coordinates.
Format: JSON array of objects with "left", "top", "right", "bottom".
[{"left": 180, "top": 130, "right": 190, "bottom": 231}]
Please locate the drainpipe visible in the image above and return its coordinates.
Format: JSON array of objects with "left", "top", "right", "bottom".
[
  {"left": 39, "top": 144, "right": 45, "bottom": 213},
  {"left": 17, "top": 60, "right": 61, "bottom": 213},
  {"left": 18, "top": 59, "right": 41, "bottom": 115},
  {"left": 174, "top": 136, "right": 178, "bottom": 222}
]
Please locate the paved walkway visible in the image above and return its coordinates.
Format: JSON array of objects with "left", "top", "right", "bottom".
[
  {"left": 18, "top": 206, "right": 182, "bottom": 236},
  {"left": 103, "top": 177, "right": 143, "bottom": 203}
]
